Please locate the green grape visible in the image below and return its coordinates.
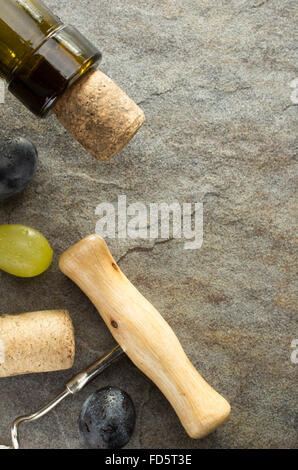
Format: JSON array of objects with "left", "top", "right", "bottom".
[{"left": 0, "top": 224, "right": 53, "bottom": 277}]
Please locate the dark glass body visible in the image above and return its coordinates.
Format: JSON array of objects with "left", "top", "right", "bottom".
[{"left": 0, "top": 0, "right": 101, "bottom": 116}]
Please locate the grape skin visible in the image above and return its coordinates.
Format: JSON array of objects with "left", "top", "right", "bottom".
[
  {"left": 0, "top": 224, "right": 53, "bottom": 277},
  {"left": 0, "top": 137, "right": 38, "bottom": 200},
  {"left": 78, "top": 387, "right": 136, "bottom": 449}
]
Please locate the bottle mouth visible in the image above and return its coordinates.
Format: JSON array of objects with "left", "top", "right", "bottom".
[{"left": 8, "top": 25, "right": 102, "bottom": 117}]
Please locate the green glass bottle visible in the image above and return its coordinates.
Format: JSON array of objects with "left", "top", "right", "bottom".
[{"left": 0, "top": 0, "right": 101, "bottom": 116}]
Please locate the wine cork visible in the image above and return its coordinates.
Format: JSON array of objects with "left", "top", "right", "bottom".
[
  {"left": 0, "top": 310, "right": 75, "bottom": 378},
  {"left": 54, "top": 68, "right": 145, "bottom": 161}
]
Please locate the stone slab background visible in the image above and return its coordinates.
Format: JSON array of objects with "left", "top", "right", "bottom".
[{"left": 0, "top": 0, "right": 297, "bottom": 449}]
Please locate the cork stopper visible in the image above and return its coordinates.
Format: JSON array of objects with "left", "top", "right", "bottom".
[
  {"left": 54, "top": 68, "right": 145, "bottom": 161},
  {"left": 0, "top": 310, "right": 75, "bottom": 378}
]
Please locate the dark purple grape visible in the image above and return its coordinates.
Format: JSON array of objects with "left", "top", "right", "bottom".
[
  {"left": 78, "top": 387, "right": 136, "bottom": 449},
  {"left": 0, "top": 137, "right": 38, "bottom": 200}
]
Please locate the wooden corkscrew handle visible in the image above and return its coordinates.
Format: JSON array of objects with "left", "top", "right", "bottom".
[{"left": 59, "top": 235, "right": 230, "bottom": 438}]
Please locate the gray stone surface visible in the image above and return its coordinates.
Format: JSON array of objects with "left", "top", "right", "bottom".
[{"left": 0, "top": 0, "right": 297, "bottom": 449}]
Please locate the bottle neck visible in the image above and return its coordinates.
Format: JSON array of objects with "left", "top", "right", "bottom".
[
  {"left": 0, "top": 0, "right": 101, "bottom": 116},
  {"left": 0, "top": 0, "right": 61, "bottom": 80}
]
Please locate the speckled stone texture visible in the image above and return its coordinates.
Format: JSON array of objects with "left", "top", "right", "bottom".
[{"left": 0, "top": 0, "right": 297, "bottom": 449}]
